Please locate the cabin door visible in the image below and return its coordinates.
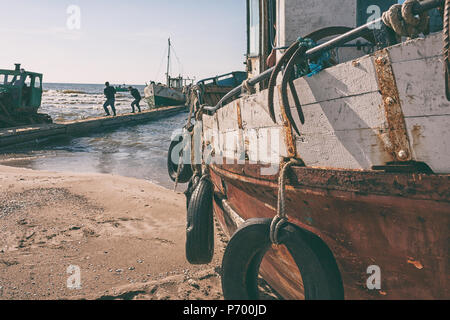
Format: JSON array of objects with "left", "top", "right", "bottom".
[
  {"left": 246, "top": 0, "right": 261, "bottom": 79},
  {"left": 30, "top": 75, "right": 42, "bottom": 108},
  {"left": 246, "top": 0, "right": 276, "bottom": 88}
]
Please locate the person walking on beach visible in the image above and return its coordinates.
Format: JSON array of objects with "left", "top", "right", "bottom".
[
  {"left": 103, "top": 82, "right": 117, "bottom": 116},
  {"left": 128, "top": 86, "right": 142, "bottom": 113}
]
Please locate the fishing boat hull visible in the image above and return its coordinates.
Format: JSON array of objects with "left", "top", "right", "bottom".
[
  {"left": 144, "top": 83, "right": 185, "bottom": 108},
  {"left": 197, "top": 32, "right": 450, "bottom": 299},
  {"left": 208, "top": 163, "right": 449, "bottom": 300}
]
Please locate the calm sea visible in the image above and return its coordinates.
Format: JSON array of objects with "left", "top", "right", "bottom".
[{"left": 0, "top": 83, "right": 188, "bottom": 189}]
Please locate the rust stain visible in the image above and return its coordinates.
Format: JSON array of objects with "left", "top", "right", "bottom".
[
  {"left": 374, "top": 50, "right": 412, "bottom": 162},
  {"left": 209, "top": 164, "right": 450, "bottom": 299},
  {"left": 235, "top": 100, "right": 247, "bottom": 162},
  {"left": 211, "top": 162, "right": 450, "bottom": 201},
  {"left": 411, "top": 124, "right": 423, "bottom": 150},
  {"left": 407, "top": 258, "right": 424, "bottom": 270},
  {"left": 277, "top": 86, "right": 297, "bottom": 158},
  {"left": 236, "top": 100, "right": 243, "bottom": 130}
]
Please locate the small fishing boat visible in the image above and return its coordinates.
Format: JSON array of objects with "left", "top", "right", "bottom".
[
  {"left": 114, "top": 84, "right": 130, "bottom": 92},
  {"left": 144, "top": 82, "right": 186, "bottom": 108},
  {"left": 144, "top": 39, "right": 193, "bottom": 108},
  {"left": 169, "top": 0, "right": 450, "bottom": 300}
]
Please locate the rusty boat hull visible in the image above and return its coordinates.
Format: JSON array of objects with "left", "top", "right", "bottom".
[
  {"left": 187, "top": 2, "right": 450, "bottom": 300},
  {"left": 208, "top": 162, "right": 449, "bottom": 300}
]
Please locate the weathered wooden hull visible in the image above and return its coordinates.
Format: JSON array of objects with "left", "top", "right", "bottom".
[
  {"left": 198, "top": 32, "right": 450, "bottom": 300},
  {"left": 209, "top": 163, "right": 450, "bottom": 300}
]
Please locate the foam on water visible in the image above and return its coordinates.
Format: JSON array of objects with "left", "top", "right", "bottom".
[{"left": 40, "top": 84, "right": 146, "bottom": 122}]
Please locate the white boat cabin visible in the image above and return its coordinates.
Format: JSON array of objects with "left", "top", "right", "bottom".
[
  {"left": 201, "top": 0, "right": 450, "bottom": 175},
  {"left": 245, "top": 0, "right": 397, "bottom": 80}
]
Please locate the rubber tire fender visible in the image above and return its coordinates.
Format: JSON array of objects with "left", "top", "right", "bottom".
[
  {"left": 167, "top": 133, "right": 193, "bottom": 184},
  {"left": 184, "top": 175, "right": 200, "bottom": 209},
  {"left": 186, "top": 177, "right": 215, "bottom": 265},
  {"left": 221, "top": 218, "right": 344, "bottom": 300}
]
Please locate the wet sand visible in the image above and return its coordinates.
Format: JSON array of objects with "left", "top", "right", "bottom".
[{"left": 0, "top": 165, "right": 227, "bottom": 300}]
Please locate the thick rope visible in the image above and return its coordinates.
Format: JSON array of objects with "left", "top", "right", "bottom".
[
  {"left": 270, "top": 158, "right": 303, "bottom": 245},
  {"left": 186, "top": 90, "right": 197, "bottom": 128},
  {"left": 382, "top": 0, "right": 430, "bottom": 38},
  {"left": 173, "top": 138, "right": 185, "bottom": 191},
  {"left": 174, "top": 85, "right": 201, "bottom": 191},
  {"left": 242, "top": 78, "right": 256, "bottom": 95},
  {"left": 444, "top": 0, "right": 450, "bottom": 100}
]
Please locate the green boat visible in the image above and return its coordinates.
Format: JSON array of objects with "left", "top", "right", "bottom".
[
  {"left": 114, "top": 84, "right": 130, "bottom": 92},
  {"left": 0, "top": 63, "right": 52, "bottom": 128}
]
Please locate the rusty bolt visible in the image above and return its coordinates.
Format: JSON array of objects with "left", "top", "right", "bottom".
[
  {"left": 376, "top": 57, "right": 387, "bottom": 65},
  {"left": 398, "top": 150, "right": 408, "bottom": 161},
  {"left": 385, "top": 97, "right": 395, "bottom": 106}
]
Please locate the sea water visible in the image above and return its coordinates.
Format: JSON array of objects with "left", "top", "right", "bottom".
[{"left": 0, "top": 83, "right": 188, "bottom": 189}]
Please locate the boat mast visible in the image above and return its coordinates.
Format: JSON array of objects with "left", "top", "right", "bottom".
[{"left": 166, "top": 38, "right": 171, "bottom": 87}]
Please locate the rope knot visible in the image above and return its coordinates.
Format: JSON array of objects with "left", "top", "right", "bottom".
[
  {"left": 382, "top": 0, "right": 430, "bottom": 38},
  {"left": 242, "top": 79, "right": 256, "bottom": 95},
  {"left": 270, "top": 158, "right": 303, "bottom": 245}
]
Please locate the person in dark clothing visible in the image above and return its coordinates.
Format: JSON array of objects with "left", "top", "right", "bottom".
[
  {"left": 128, "top": 86, "right": 142, "bottom": 113},
  {"left": 103, "top": 82, "right": 116, "bottom": 116}
]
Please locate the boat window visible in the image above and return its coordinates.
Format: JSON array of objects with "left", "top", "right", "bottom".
[
  {"left": 268, "top": 0, "right": 276, "bottom": 49},
  {"left": 24, "top": 75, "right": 31, "bottom": 87},
  {"left": 0, "top": 74, "right": 5, "bottom": 85},
  {"left": 35, "top": 76, "right": 41, "bottom": 89},
  {"left": 248, "top": 0, "right": 260, "bottom": 57}
]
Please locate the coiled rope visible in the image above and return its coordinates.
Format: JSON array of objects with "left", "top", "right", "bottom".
[
  {"left": 242, "top": 78, "right": 256, "bottom": 95},
  {"left": 174, "top": 95, "right": 196, "bottom": 191},
  {"left": 444, "top": 0, "right": 450, "bottom": 100},
  {"left": 382, "top": 0, "right": 430, "bottom": 38}
]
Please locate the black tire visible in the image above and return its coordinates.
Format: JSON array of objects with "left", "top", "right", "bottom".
[
  {"left": 184, "top": 175, "right": 200, "bottom": 209},
  {"left": 221, "top": 218, "right": 344, "bottom": 300},
  {"left": 167, "top": 134, "right": 193, "bottom": 184},
  {"left": 186, "top": 177, "right": 215, "bottom": 265}
]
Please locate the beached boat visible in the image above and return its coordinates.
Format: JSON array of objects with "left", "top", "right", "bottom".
[
  {"left": 186, "top": 71, "right": 247, "bottom": 112},
  {"left": 170, "top": 0, "right": 450, "bottom": 300},
  {"left": 114, "top": 84, "right": 130, "bottom": 92},
  {"left": 144, "top": 82, "right": 186, "bottom": 108},
  {"left": 0, "top": 64, "right": 52, "bottom": 128},
  {"left": 144, "top": 39, "right": 193, "bottom": 108}
]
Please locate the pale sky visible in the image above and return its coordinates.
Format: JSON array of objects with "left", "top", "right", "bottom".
[{"left": 0, "top": 0, "right": 247, "bottom": 84}]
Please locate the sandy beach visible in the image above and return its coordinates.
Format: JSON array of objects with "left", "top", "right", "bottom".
[{"left": 0, "top": 165, "right": 227, "bottom": 300}]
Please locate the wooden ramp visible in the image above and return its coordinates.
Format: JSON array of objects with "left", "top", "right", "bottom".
[{"left": 0, "top": 105, "right": 186, "bottom": 149}]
